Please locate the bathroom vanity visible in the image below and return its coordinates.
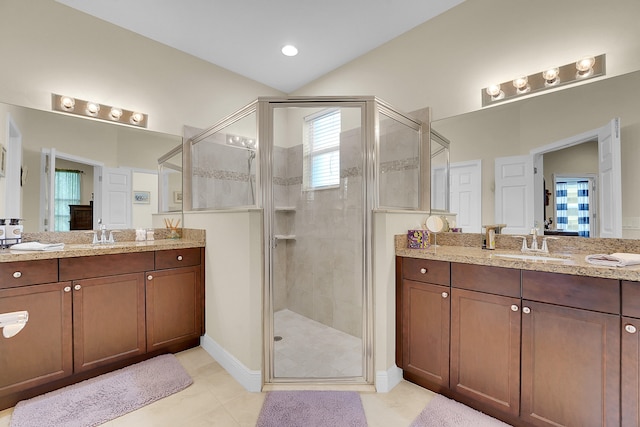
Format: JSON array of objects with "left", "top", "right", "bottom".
[
  {"left": 0, "top": 234, "right": 205, "bottom": 411},
  {"left": 396, "top": 236, "right": 640, "bottom": 427}
]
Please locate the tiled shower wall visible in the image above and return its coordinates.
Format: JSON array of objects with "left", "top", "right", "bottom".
[
  {"left": 191, "top": 124, "right": 418, "bottom": 339},
  {"left": 191, "top": 132, "right": 256, "bottom": 209},
  {"left": 273, "top": 128, "right": 364, "bottom": 338}
]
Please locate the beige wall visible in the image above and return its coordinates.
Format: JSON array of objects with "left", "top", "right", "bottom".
[
  {"left": 293, "top": 0, "right": 640, "bottom": 121},
  {"left": 0, "top": 0, "right": 283, "bottom": 136}
]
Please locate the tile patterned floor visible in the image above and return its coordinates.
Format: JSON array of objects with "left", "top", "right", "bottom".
[
  {"left": 0, "top": 346, "right": 437, "bottom": 427},
  {"left": 274, "top": 309, "right": 362, "bottom": 378}
]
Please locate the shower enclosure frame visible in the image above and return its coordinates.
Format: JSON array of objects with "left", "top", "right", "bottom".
[
  {"left": 259, "top": 97, "right": 428, "bottom": 387},
  {"left": 184, "top": 96, "right": 428, "bottom": 388}
]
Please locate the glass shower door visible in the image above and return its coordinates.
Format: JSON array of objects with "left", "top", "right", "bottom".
[{"left": 270, "top": 104, "right": 365, "bottom": 380}]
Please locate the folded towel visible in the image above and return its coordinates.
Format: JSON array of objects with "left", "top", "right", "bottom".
[
  {"left": 585, "top": 252, "right": 640, "bottom": 267},
  {"left": 10, "top": 242, "right": 65, "bottom": 251}
]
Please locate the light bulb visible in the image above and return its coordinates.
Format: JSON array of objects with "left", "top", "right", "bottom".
[
  {"left": 513, "top": 76, "right": 530, "bottom": 94},
  {"left": 576, "top": 57, "right": 595, "bottom": 72},
  {"left": 60, "top": 96, "right": 75, "bottom": 111},
  {"left": 486, "top": 84, "right": 502, "bottom": 97},
  {"left": 130, "top": 112, "right": 144, "bottom": 124},
  {"left": 542, "top": 68, "right": 559, "bottom": 85},
  {"left": 86, "top": 102, "right": 100, "bottom": 116},
  {"left": 110, "top": 108, "right": 123, "bottom": 120}
]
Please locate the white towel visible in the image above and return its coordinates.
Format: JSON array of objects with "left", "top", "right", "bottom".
[
  {"left": 585, "top": 252, "right": 640, "bottom": 267},
  {"left": 10, "top": 242, "right": 65, "bottom": 251}
]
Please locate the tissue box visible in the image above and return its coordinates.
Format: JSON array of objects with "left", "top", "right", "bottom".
[{"left": 407, "top": 229, "right": 429, "bottom": 249}]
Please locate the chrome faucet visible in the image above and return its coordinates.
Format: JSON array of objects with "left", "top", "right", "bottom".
[
  {"left": 513, "top": 229, "right": 559, "bottom": 254},
  {"left": 92, "top": 219, "right": 116, "bottom": 244}
]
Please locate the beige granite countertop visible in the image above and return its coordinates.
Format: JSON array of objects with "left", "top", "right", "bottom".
[
  {"left": 395, "top": 234, "right": 640, "bottom": 281},
  {"left": 0, "top": 229, "right": 205, "bottom": 263}
]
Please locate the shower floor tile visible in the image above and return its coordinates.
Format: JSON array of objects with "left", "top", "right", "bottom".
[{"left": 274, "top": 309, "right": 362, "bottom": 378}]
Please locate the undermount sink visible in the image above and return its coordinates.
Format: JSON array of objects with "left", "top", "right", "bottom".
[{"left": 493, "top": 253, "right": 569, "bottom": 262}]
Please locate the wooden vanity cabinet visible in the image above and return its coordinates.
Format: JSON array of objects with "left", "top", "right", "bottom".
[
  {"left": 0, "top": 282, "right": 73, "bottom": 397},
  {"left": 0, "top": 246, "right": 204, "bottom": 411},
  {"left": 71, "top": 273, "right": 147, "bottom": 372},
  {"left": 397, "top": 257, "right": 450, "bottom": 391},
  {"left": 60, "top": 252, "right": 153, "bottom": 373},
  {"left": 622, "top": 280, "right": 640, "bottom": 427},
  {"left": 146, "top": 248, "right": 203, "bottom": 352},
  {"left": 521, "top": 271, "right": 620, "bottom": 427},
  {"left": 450, "top": 263, "right": 521, "bottom": 417}
]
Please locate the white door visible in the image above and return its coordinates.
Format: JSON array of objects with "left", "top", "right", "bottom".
[
  {"left": 450, "top": 160, "right": 482, "bottom": 233},
  {"left": 530, "top": 118, "right": 622, "bottom": 238},
  {"left": 598, "top": 118, "right": 622, "bottom": 237},
  {"left": 431, "top": 165, "right": 448, "bottom": 211},
  {"left": 494, "top": 155, "right": 534, "bottom": 235},
  {"left": 102, "top": 167, "right": 132, "bottom": 229}
]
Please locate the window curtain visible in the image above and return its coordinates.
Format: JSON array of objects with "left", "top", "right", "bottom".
[
  {"left": 577, "top": 180, "right": 590, "bottom": 237},
  {"left": 55, "top": 169, "right": 82, "bottom": 231},
  {"left": 556, "top": 181, "right": 568, "bottom": 230}
]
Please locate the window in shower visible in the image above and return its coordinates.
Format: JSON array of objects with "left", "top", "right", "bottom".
[{"left": 303, "top": 109, "right": 341, "bottom": 190}]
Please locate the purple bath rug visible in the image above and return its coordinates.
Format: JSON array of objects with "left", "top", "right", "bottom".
[
  {"left": 10, "top": 354, "right": 192, "bottom": 427},
  {"left": 410, "top": 394, "right": 511, "bottom": 427},
  {"left": 256, "top": 390, "right": 368, "bottom": 427}
]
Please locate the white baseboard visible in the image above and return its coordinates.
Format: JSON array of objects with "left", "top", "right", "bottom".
[
  {"left": 376, "top": 364, "right": 403, "bottom": 392},
  {"left": 200, "top": 334, "right": 262, "bottom": 392}
]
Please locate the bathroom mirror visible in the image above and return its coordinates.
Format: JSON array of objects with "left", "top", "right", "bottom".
[
  {"left": 432, "top": 69, "right": 640, "bottom": 239},
  {"left": 430, "top": 129, "right": 450, "bottom": 213},
  {"left": 0, "top": 101, "right": 182, "bottom": 233}
]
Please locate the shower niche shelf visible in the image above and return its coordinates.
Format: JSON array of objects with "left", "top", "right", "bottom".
[
  {"left": 274, "top": 234, "right": 296, "bottom": 240},
  {"left": 274, "top": 206, "right": 296, "bottom": 241}
]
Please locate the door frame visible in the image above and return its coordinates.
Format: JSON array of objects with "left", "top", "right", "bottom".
[
  {"left": 39, "top": 149, "right": 104, "bottom": 231},
  {"left": 531, "top": 118, "right": 621, "bottom": 237}
]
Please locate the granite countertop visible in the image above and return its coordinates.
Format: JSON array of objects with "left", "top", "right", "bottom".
[
  {"left": 396, "top": 235, "right": 640, "bottom": 281},
  {"left": 0, "top": 229, "right": 205, "bottom": 263}
]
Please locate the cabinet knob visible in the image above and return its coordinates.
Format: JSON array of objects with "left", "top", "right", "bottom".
[
  {"left": 626, "top": 324, "right": 638, "bottom": 334},
  {"left": 64, "top": 286, "right": 71, "bottom": 293},
  {"left": 177, "top": 255, "right": 183, "bottom": 261},
  {"left": 511, "top": 304, "right": 519, "bottom": 312},
  {"left": 441, "top": 292, "right": 448, "bottom": 298},
  {"left": 522, "top": 306, "right": 531, "bottom": 314},
  {"left": 12, "top": 271, "right": 22, "bottom": 278},
  {"left": 420, "top": 268, "right": 427, "bottom": 274},
  {"left": 74, "top": 284, "right": 81, "bottom": 291},
  {"left": 147, "top": 275, "right": 153, "bottom": 280}
]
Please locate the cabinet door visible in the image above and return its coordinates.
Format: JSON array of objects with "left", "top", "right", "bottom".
[
  {"left": 73, "top": 273, "right": 146, "bottom": 372},
  {"left": 622, "top": 316, "right": 640, "bottom": 427},
  {"left": 146, "top": 266, "right": 202, "bottom": 351},
  {"left": 0, "top": 282, "right": 72, "bottom": 396},
  {"left": 521, "top": 301, "right": 620, "bottom": 427},
  {"left": 401, "top": 279, "right": 450, "bottom": 390},
  {"left": 450, "top": 288, "right": 521, "bottom": 416}
]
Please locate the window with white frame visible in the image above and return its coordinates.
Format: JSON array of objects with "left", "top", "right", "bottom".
[{"left": 303, "top": 109, "right": 341, "bottom": 190}]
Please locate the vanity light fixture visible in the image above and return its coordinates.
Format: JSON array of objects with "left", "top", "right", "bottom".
[
  {"left": 482, "top": 54, "right": 605, "bottom": 107},
  {"left": 51, "top": 94, "right": 148, "bottom": 128}
]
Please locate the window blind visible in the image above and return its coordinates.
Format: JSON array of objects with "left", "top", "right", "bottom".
[{"left": 303, "top": 109, "right": 340, "bottom": 190}]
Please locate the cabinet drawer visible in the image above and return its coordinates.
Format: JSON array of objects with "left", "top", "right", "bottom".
[
  {"left": 622, "top": 280, "right": 640, "bottom": 318},
  {"left": 59, "top": 252, "right": 154, "bottom": 281},
  {"left": 402, "top": 258, "right": 449, "bottom": 286},
  {"left": 0, "top": 259, "right": 58, "bottom": 289},
  {"left": 451, "top": 263, "right": 520, "bottom": 297},
  {"left": 522, "top": 270, "right": 619, "bottom": 314},
  {"left": 155, "top": 248, "right": 201, "bottom": 270}
]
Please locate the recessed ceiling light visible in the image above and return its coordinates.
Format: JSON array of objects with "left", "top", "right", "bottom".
[{"left": 281, "top": 45, "right": 298, "bottom": 57}]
